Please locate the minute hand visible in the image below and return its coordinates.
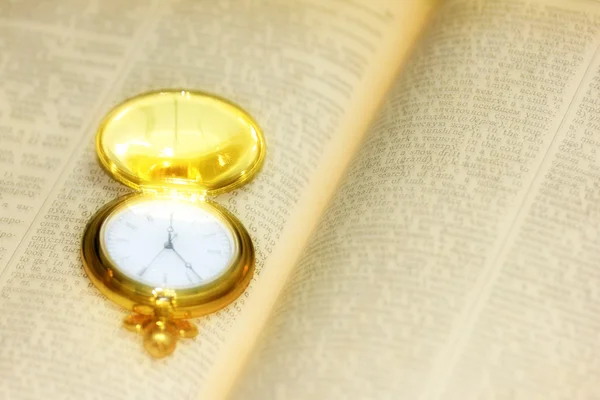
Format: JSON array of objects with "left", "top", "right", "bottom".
[{"left": 171, "top": 247, "right": 202, "bottom": 280}]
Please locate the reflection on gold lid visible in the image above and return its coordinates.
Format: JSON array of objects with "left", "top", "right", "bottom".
[{"left": 96, "top": 89, "right": 266, "bottom": 195}]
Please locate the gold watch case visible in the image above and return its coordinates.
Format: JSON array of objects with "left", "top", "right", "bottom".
[{"left": 80, "top": 89, "right": 265, "bottom": 358}]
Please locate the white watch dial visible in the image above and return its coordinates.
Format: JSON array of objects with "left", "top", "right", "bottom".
[{"left": 101, "top": 198, "right": 235, "bottom": 289}]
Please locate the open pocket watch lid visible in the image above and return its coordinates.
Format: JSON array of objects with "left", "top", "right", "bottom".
[{"left": 95, "top": 89, "right": 266, "bottom": 196}]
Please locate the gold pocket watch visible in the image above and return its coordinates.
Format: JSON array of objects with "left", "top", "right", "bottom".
[{"left": 81, "top": 89, "right": 265, "bottom": 358}]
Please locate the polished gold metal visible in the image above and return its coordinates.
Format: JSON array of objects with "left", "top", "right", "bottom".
[
  {"left": 95, "top": 88, "right": 265, "bottom": 195},
  {"left": 80, "top": 89, "right": 264, "bottom": 358}
]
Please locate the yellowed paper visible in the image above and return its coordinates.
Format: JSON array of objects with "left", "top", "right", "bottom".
[
  {"left": 229, "top": 1, "right": 600, "bottom": 399},
  {"left": 0, "top": 0, "right": 433, "bottom": 398}
]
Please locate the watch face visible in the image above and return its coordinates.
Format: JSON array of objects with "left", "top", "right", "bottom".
[{"left": 100, "top": 198, "right": 236, "bottom": 289}]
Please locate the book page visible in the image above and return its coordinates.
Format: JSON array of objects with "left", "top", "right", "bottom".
[
  {"left": 0, "top": 1, "right": 433, "bottom": 399},
  {"left": 229, "top": 0, "right": 600, "bottom": 399}
]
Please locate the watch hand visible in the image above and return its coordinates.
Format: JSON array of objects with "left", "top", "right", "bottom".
[
  {"left": 167, "top": 212, "right": 175, "bottom": 244},
  {"left": 171, "top": 247, "right": 202, "bottom": 280},
  {"left": 164, "top": 233, "right": 178, "bottom": 249},
  {"left": 170, "top": 246, "right": 190, "bottom": 265},
  {"left": 138, "top": 248, "right": 166, "bottom": 276},
  {"left": 186, "top": 265, "right": 202, "bottom": 281}
]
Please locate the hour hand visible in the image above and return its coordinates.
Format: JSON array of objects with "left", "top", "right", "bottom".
[
  {"left": 165, "top": 211, "right": 175, "bottom": 241},
  {"left": 165, "top": 233, "right": 177, "bottom": 248}
]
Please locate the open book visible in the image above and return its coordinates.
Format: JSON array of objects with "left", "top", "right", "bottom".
[{"left": 1, "top": 0, "right": 600, "bottom": 398}]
